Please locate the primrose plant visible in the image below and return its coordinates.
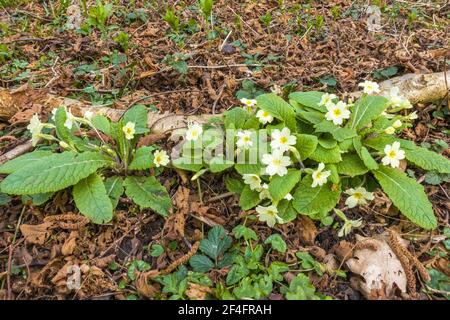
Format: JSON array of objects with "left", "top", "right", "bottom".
[
  {"left": 173, "top": 80, "right": 450, "bottom": 231},
  {"left": 0, "top": 105, "right": 172, "bottom": 224}
]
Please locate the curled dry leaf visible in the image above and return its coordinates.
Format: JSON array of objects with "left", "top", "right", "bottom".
[
  {"left": 345, "top": 233, "right": 407, "bottom": 300},
  {"left": 297, "top": 215, "right": 317, "bottom": 245},
  {"left": 20, "top": 222, "right": 53, "bottom": 245},
  {"left": 185, "top": 282, "right": 212, "bottom": 300},
  {"left": 61, "top": 231, "right": 78, "bottom": 256}
]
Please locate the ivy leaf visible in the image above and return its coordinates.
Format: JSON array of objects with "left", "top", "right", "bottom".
[
  {"left": 309, "top": 145, "right": 342, "bottom": 163},
  {"left": 123, "top": 176, "right": 171, "bottom": 216},
  {"left": 200, "top": 225, "right": 232, "bottom": 261},
  {"left": 294, "top": 134, "right": 318, "bottom": 160},
  {"left": 373, "top": 166, "right": 437, "bottom": 230},
  {"left": 264, "top": 234, "right": 287, "bottom": 253},
  {"left": 232, "top": 225, "right": 258, "bottom": 241},
  {"left": 256, "top": 93, "right": 297, "bottom": 132},
  {"left": 336, "top": 153, "right": 369, "bottom": 177},
  {"left": 189, "top": 254, "right": 215, "bottom": 272},
  {"left": 73, "top": 173, "right": 113, "bottom": 224},
  {"left": 239, "top": 185, "right": 261, "bottom": 210},
  {"left": 129, "top": 146, "right": 155, "bottom": 170},
  {"left": 0, "top": 150, "right": 52, "bottom": 174},
  {"left": 0, "top": 152, "right": 113, "bottom": 195},
  {"left": 104, "top": 176, "right": 123, "bottom": 209},
  {"left": 288, "top": 91, "right": 326, "bottom": 112},
  {"left": 292, "top": 175, "right": 341, "bottom": 215},
  {"left": 269, "top": 169, "right": 301, "bottom": 201},
  {"left": 348, "top": 95, "right": 388, "bottom": 130}
]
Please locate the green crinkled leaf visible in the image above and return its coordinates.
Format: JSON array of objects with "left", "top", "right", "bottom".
[
  {"left": 269, "top": 169, "right": 301, "bottom": 202},
  {"left": 208, "top": 157, "right": 234, "bottom": 173},
  {"left": 123, "top": 104, "right": 148, "bottom": 134},
  {"left": 91, "top": 114, "right": 112, "bottom": 136},
  {"left": 315, "top": 120, "right": 357, "bottom": 141},
  {"left": 54, "top": 107, "right": 73, "bottom": 144},
  {"left": 309, "top": 144, "right": 342, "bottom": 163},
  {"left": 292, "top": 175, "right": 341, "bottom": 215},
  {"left": 373, "top": 166, "right": 437, "bottom": 230},
  {"left": 289, "top": 91, "right": 326, "bottom": 112},
  {"left": 404, "top": 147, "right": 450, "bottom": 174},
  {"left": 336, "top": 153, "right": 369, "bottom": 177},
  {"left": 224, "top": 107, "right": 248, "bottom": 129},
  {"left": 364, "top": 136, "right": 450, "bottom": 173},
  {"left": 0, "top": 150, "right": 53, "bottom": 174},
  {"left": 22, "top": 192, "right": 54, "bottom": 206},
  {"left": 172, "top": 157, "right": 203, "bottom": 172},
  {"left": 297, "top": 110, "right": 324, "bottom": 124},
  {"left": 73, "top": 173, "right": 113, "bottom": 224},
  {"left": 129, "top": 146, "right": 155, "bottom": 170},
  {"left": 235, "top": 163, "right": 262, "bottom": 175},
  {"left": 348, "top": 95, "right": 388, "bottom": 130},
  {"left": 353, "top": 137, "right": 379, "bottom": 170},
  {"left": 123, "top": 176, "right": 171, "bottom": 216},
  {"left": 318, "top": 135, "right": 337, "bottom": 149},
  {"left": 225, "top": 176, "right": 245, "bottom": 194},
  {"left": 104, "top": 176, "right": 123, "bottom": 209},
  {"left": 0, "top": 152, "right": 114, "bottom": 195},
  {"left": 239, "top": 185, "right": 261, "bottom": 210},
  {"left": 294, "top": 134, "right": 318, "bottom": 160},
  {"left": 256, "top": 93, "right": 297, "bottom": 132},
  {"left": 277, "top": 200, "right": 298, "bottom": 223},
  {"left": 0, "top": 193, "right": 11, "bottom": 205}
]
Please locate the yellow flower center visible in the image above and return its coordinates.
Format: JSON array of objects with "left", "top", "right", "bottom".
[
  {"left": 280, "top": 136, "right": 288, "bottom": 144},
  {"left": 389, "top": 150, "right": 396, "bottom": 158},
  {"left": 316, "top": 172, "right": 321, "bottom": 179},
  {"left": 353, "top": 192, "right": 363, "bottom": 199},
  {"left": 243, "top": 136, "right": 251, "bottom": 142},
  {"left": 262, "top": 111, "right": 269, "bottom": 117},
  {"left": 272, "top": 159, "right": 282, "bottom": 166},
  {"left": 333, "top": 109, "right": 342, "bottom": 117},
  {"left": 155, "top": 156, "right": 161, "bottom": 163}
]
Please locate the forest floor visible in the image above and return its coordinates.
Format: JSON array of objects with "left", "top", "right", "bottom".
[{"left": 0, "top": 0, "right": 449, "bottom": 300}]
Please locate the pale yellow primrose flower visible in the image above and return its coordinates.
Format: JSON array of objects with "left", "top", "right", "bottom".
[
  {"left": 270, "top": 127, "right": 297, "bottom": 152},
  {"left": 311, "top": 162, "right": 331, "bottom": 188},
  {"left": 64, "top": 110, "right": 76, "bottom": 129},
  {"left": 345, "top": 187, "right": 374, "bottom": 208},
  {"left": 258, "top": 183, "right": 271, "bottom": 200},
  {"left": 185, "top": 122, "right": 203, "bottom": 141},
  {"left": 256, "top": 205, "right": 283, "bottom": 228},
  {"left": 27, "top": 114, "right": 45, "bottom": 146},
  {"left": 240, "top": 98, "right": 257, "bottom": 108},
  {"left": 153, "top": 149, "right": 170, "bottom": 167},
  {"left": 122, "top": 121, "right": 136, "bottom": 140},
  {"left": 84, "top": 110, "right": 94, "bottom": 121},
  {"left": 256, "top": 110, "right": 274, "bottom": 124},
  {"left": 319, "top": 93, "right": 337, "bottom": 107},
  {"left": 384, "top": 126, "right": 395, "bottom": 134},
  {"left": 382, "top": 141, "right": 405, "bottom": 168},
  {"left": 325, "top": 101, "right": 351, "bottom": 126},
  {"left": 358, "top": 80, "right": 380, "bottom": 95},
  {"left": 236, "top": 130, "right": 253, "bottom": 149},
  {"left": 393, "top": 119, "right": 402, "bottom": 128},
  {"left": 242, "top": 174, "right": 261, "bottom": 191},
  {"left": 261, "top": 149, "right": 291, "bottom": 177}
]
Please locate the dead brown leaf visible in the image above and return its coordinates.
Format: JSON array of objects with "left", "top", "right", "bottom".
[{"left": 20, "top": 222, "right": 53, "bottom": 245}]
